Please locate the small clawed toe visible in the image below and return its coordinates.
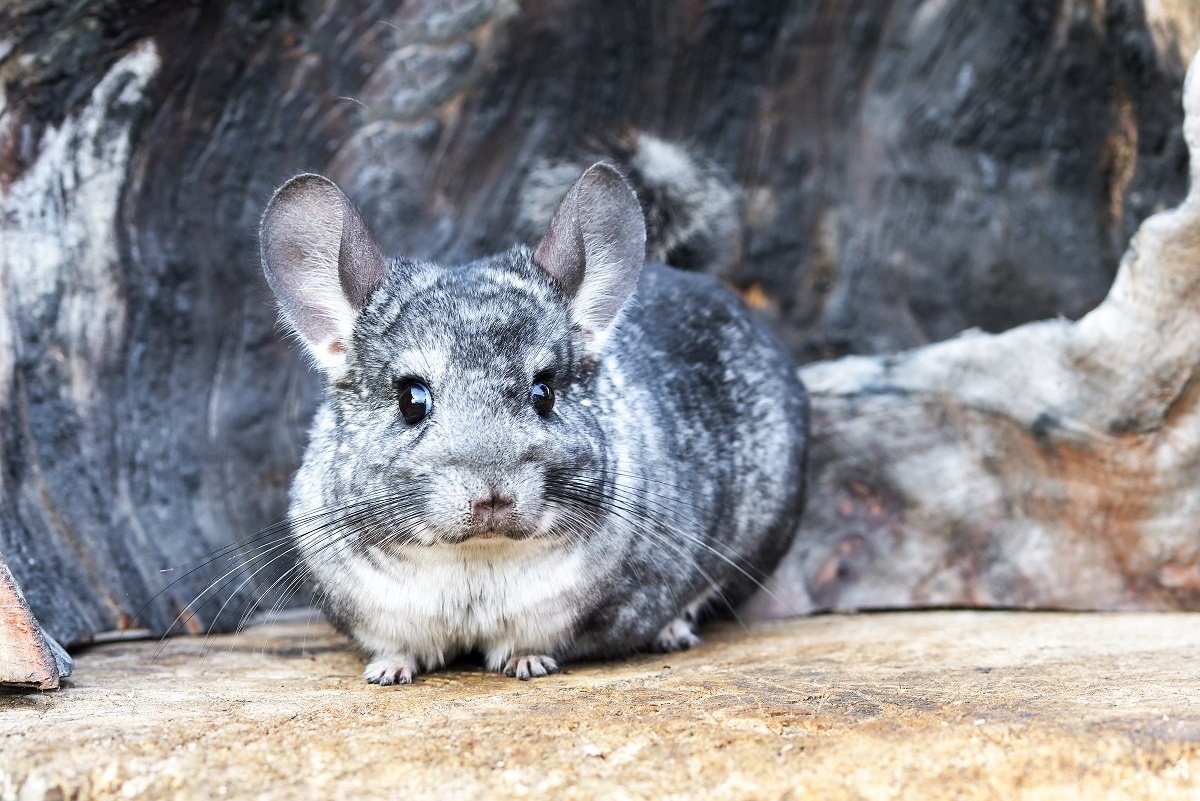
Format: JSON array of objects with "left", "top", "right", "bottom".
[{"left": 503, "top": 654, "right": 559, "bottom": 680}]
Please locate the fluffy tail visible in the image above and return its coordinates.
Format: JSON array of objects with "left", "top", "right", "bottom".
[{"left": 518, "top": 130, "right": 742, "bottom": 273}]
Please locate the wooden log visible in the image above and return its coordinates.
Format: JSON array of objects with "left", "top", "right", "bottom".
[
  {"left": 752, "top": 49, "right": 1200, "bottom": 617},
  {"left": 1, "top": 1, "right": 1199, "bottom": 656}
]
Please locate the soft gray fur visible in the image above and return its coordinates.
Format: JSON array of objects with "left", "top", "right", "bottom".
[
  {"left": 518, "top": 131, "right": 743, "bottom": 274},
  {"left": 260, "top": 161, "right": 808, "bottom": 684}
]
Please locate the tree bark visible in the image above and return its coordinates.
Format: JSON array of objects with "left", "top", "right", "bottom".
[{"left": 1, "top": 0, "right": 1199, "bottom": 680}]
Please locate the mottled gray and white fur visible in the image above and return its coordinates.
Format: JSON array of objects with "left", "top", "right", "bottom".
[
  {"left": 259, "top": 154, "right": 808, "bottom": 685},
  {"left": 518, "top": 130, "right": 743, "bottom": 273}
]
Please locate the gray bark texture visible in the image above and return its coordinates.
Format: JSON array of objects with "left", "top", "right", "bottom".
[{"left": 1, "top": 0, "right": 1199, "bottom": 679}]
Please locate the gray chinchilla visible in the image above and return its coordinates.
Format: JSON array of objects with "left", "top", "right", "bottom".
[{"left": 259, "top": 157, "right": 808, "bottom": 684}]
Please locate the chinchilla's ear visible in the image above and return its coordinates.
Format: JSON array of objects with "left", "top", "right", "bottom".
[
  {"left": 535, "top": 162, "right": 646, "bottom": 351},
  {"left": 259, "top": 174, "right": 386, "bottom": 372}
]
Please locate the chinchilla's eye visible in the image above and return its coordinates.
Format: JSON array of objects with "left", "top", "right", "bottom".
[
  {"left": 530, "top": 380, "right": 555, "bottom": 417},
  {"left": 397, "top": 379, "right": 433, "bottom": 425}
]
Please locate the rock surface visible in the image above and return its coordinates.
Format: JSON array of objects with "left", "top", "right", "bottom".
[{"left": 3, "top": 611, "right": 1197, "bottom": 800}]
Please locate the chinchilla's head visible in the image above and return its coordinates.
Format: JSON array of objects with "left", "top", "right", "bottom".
[{"left": 260, "top": 163, "right": 646, "bottom": 546}]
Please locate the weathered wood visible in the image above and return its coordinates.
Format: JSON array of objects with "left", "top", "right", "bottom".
[
  {"left": 1, "top": 0, "right": 1199, "bottom": 656},
  {"left": 5, "top": 612, "right": 1199, "bottom": 799},
  {"left": 752, "top": 51, "right": 1200, "bottom": 617},
  {"left": 0, "top": 552, "right": 71, "bottom": 689}
]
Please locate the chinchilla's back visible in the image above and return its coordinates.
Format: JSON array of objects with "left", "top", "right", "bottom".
[
  {"left": 558, "top": 261, "right": 808, "bottom": 658},
  {"left": 625, "top": 262, "right": 808, "bottom": 582}
]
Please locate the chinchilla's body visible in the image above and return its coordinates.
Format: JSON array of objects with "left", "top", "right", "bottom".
[{"left": 260, "top": 141, "right": 808, "bottom": 684}]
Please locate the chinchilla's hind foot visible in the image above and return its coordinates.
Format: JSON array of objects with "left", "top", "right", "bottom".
[
  {"left": 655, "top": 617, "right": 701, "bottom": 652},
  {"left": 364, "top": 653, "right": 419, "bottom": 686},
  {"left": 502, "top": 654, "right": 560, "bottom": 680}
]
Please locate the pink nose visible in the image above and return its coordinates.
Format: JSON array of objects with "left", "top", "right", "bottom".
[{"left": 470, "top": 493, "right": 514, "bottom": 533}]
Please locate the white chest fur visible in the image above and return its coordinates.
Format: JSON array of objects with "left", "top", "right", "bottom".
[{"left": 330, "top": 539, "right": 592, "bottom": 671}]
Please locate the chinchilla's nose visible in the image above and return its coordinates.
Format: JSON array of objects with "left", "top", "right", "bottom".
[{"left": 469, "top": 492, "right": 514, "bottom": 535}]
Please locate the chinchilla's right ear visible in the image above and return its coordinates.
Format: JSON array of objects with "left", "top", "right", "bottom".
[
  {"left": 259, "top": 174, "right": 386, "bottom": 372},
  {"left": 535, "top": 162, "right": 646, "bottom": 354}
]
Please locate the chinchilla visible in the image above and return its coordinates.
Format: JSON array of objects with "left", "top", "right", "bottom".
[{"left": 259, "top": 151, "right": 808, "bottom": 684}]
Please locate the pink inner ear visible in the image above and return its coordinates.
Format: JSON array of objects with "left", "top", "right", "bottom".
[{"left": 261, "top": 173, "right": 386, "bottom": 370}]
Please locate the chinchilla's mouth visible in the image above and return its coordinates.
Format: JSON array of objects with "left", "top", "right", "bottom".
[{"left": 456, "top": 526, "right": 535, "bottom": 543}]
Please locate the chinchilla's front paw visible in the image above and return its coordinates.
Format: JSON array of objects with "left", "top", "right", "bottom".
[
  {"left": 502, "top": 654, "right": 559, "bottom": 680},
  {"left": 364, "top": 653, "right": 419, "bottom": 686}
]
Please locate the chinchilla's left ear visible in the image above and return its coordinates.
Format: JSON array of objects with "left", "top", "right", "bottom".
[
  {"left": 259, "top": 174, "right": 386, "bottom": 372},
  {"left": 534, "top": 162, "right": 646, "bottom": 352}
]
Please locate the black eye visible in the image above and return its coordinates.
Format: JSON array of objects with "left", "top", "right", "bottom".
[
  {"left": 530, "top": 380, "right": 555, "bottom": 417},
  {"left": 397, "top": 379, "right": 432, "bottom": 425}
]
